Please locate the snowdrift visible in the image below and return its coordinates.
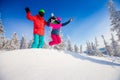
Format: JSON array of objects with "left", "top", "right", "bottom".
[{"left": 0, "top": 49, "right": 120, "bottom": 80}]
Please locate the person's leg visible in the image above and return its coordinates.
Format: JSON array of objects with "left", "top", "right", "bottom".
[
  {"left": 49, "top": 34, "right": 58, "bottom": 46},
  {"left": 56, "top": 35, "right": 61, "bottom": 44},
  {"left": 38, "top": 35, "right": 44, "bottom": 48},
  {"left": 31, "top": 34, "right": 39, "bottom": 48}
]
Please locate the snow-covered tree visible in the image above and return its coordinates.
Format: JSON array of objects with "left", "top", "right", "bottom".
[
  {"left": 43, "top": 41, "right": 49, "bottom": 49},
  {"left": 80, "top": 45, "right": 82, "bottom": 54},
  {"left": 94, "top": 37, "right": 103, "bottom": 56},
  {"left": 0, "top": 36, "right": 7, "bottom": 49},
  {"left": 86, "top": 41, "right": 95, "bottom": 55},
  {"left": 67, "top": 37, "right": 73, "bottom": 52},
  {"left": 0, "top": 14, "right": 6, "bottom": 49},
  {"left": 0, "top": 13, "right": 8, "bottom": 49},
  {"left": 86, "top": 40, "right": 103, "bottom": 56},
  {"left": 95, "top": 37, "right": 99, "bottom": 47},
  {"left": 108, "top": 0, "right": 120, "bottom": 41},
  {"left": 108, "top": 0, "right": 116, "bottom": 16},
  {"left": 28, "top": 40, "right": 33, "bottom": 48},
  {"left": 0, "top": 13, "right": 4, "bottom": 35},
  {"left": 2, "top": 33, "right": 20, "bottom": 50},
  {"left": 10, "top": 33, "right": 20, "bottom": 50},
  {"left": 74, "top": 44, "right": 79, "bottom": 53},
  {"left": 3, "top": 40, "right": 11, "bottom": 50},
  {"left": 20, "top": 35, "right": 28, "bottom": 49},
  {"left": 91, "top": 42, "right": 95, "bottom": 50},
  {"left": 111, "top": 33, "right": 120, "bottom": 56},
  {"left": 101, "top": 35, "right": 112, "bottom": 56}
]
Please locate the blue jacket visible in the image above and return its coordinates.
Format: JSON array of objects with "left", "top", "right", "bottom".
[{"left": 50, "top": 20, "right": 71, "bottom": 35}]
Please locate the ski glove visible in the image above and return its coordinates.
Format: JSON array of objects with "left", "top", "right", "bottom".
[
  {"left": 25, "top": 7, "right": 30, "bottom": 13},
  {"left": 69, "top": 18, "right": 73, "bottom": 22}
]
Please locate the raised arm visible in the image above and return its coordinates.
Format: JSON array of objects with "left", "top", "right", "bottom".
[
  {"left": 62, "top": 18, "right": 73, "bottom": 26},
  {"left": 25, "top": 7, "right": 35, "bottom": 21}
]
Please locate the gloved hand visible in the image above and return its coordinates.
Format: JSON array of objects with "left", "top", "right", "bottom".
[
  {"left": 69, "top": 18, "right": 73, "bottom": 22},
  {"left": 25, "top": 7, "right": 30, "bottom": 13}
]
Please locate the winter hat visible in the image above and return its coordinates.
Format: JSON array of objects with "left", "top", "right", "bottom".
[
  {"left": 56, "top": 17, "right": 61, "bottom": 23},
  {"left": 39, "top": 9, "right": 45, "bottom": 13},
  {"left": 56, "top": 17, "right": 61, "bottom": 21}
]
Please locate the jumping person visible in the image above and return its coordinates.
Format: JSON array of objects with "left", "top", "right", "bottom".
[
  {"left": 48, "top": 13, "right": 73, "bottom": 46},
  {"left": 25, "top": 7, "right": 47, "bottom": 48}
]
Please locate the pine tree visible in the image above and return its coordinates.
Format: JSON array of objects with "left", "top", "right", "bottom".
[
  {"left": 111, "top": 33, "right": 120, "bottom": 56},
  {"left": 0, "top": 14, "right": 6, "bottom": 49},
  {"left": 2, "top": 33, "right": 20, "bottom": 50},
  {"left": 95, "top": 37, "right": 99, "bottom": 47},
  {"left": 86, "top": 42, "right": 90, "bottom": 54},
  {"left": 80, "top": 45, "right": 82, "bottom": 54},
  {"left": 20, "top": 35, "right": 28, "bottom": 49},
  {"left": 91, "top": 42, "right": 97, "bottom": 56},
  {"left": 101, "top": 35, "right": 112, "bottom": 56},
  {"left": 11, "top": 33, "right": 20, "bottom": 49},
  {"left": 74, "top": 44, "right": 79, "bottom": 53},
  {"left": 86, "top": 41, "right": 94, "bottom": 55},
  {"left": 86, "top": 40, "right": 103, "bottom": 56},
  {"left": 0, "top": 13, "right": 4, "bottom": 35},
  {"left": 94, "top": 37, "right": 103, "bottom": 56},
  {"left": 43, "top": 41, "right": 49, "bottom": 49},
  {"left": 108, "top": 0, "right": 120, "bottom": 41},
  {"left": 108, "top": 0, "right": 116, "bottom": 17},
  {"left": 0, "top": 36, "right": 7, "bottom": 49},
  {"left": 10, "top": 33, "right": 20, "bottom": 50},
  {"left": 3, "top": 40, "right": 11, "bottom": 50},
  {"left": 28, "top": 40, "right": 33, "bottom": 48},
  {"left": 67, "top": 37, "right": 73, "bottom": 52}
]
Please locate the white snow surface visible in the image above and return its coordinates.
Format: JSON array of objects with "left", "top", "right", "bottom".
[{"left": 0, "top": 49, "right": 120, "bottom": 80}]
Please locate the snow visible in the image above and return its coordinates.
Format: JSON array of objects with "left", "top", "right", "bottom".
[{"left": 0, "top": 49, "right": 120, "bottom": 80}]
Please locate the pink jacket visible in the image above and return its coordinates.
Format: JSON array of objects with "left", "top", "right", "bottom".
[{"left": 49, "top": 23, "right": 62, "bottom": 29}]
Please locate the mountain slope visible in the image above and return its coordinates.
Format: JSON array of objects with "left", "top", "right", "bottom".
[{"left": 0, "top": 49, "right": 120, "bottom": 80}]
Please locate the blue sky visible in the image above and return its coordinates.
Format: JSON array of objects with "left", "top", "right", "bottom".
[{"left": 0, "top": 0, "right": 120, "bottom": 47}]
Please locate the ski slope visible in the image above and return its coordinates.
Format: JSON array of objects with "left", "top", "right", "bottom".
[{"left": 0, "top": 49, "right": 120, "bottom": 80}]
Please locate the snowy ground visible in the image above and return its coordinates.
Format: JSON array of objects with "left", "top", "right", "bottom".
[{"left": 0, "top": 49, "right": 120, "bottom": 80}]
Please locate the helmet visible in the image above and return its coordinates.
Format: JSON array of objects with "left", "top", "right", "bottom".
[{"left": 39, "top": 9, "right": 45, "bottom": 13}]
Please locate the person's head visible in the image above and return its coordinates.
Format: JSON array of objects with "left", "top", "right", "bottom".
[
  {"left": 38, "top": 9, "right": 45, "bottom": 17},
  {"left": 51, "top": 17, "right": 61, "bottom": 24},
  {"left": 56, "top": 17, "right": 61, "bottom": 24}
]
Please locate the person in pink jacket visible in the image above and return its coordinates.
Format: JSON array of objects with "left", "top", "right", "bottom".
[{"left": 48, "top": 14, "right": 73, "bottom": 46}]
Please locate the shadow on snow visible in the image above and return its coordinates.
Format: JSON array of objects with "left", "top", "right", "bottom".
[{"left": 65, "top": 51, "right": 120, "bottom": 66}]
